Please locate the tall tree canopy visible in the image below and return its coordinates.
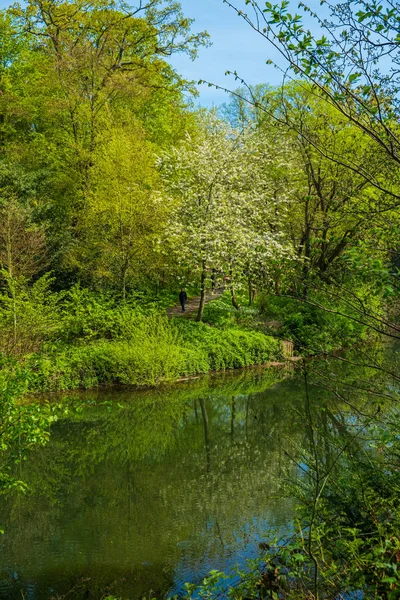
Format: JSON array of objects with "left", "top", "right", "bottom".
[{"left": 0, "top": 0, "right": 208, "bottom": 287}]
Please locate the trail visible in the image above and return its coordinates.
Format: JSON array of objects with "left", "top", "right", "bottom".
[{"left": 167, "top": 287, "right": 225, "bottom": 318}]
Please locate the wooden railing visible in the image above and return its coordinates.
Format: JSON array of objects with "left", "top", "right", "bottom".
[{"left": 280, "top": 339, "right": 294, "bottom": 358}]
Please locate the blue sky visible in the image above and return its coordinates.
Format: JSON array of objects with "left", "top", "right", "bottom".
[
  {"left": 168, "top": 0, "right": 284, "bottom": 107},
  {"left": 0, "top": 0, "right": 309, "bottom": 106}
]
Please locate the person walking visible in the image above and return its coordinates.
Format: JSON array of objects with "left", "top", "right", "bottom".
[{"left": 179, "top": 288, "right": 187, "bottom": 312}]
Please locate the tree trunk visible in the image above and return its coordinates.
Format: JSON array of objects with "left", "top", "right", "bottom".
[
  {"left": 5, "top": 219, "right": 17, "bottom": 347},
  {"left": 211, "top": 268, "right": 216, "bottom": 291},
  {"left": 12, "top": 283, "right": 17, "bottom": 348},
  {"left": 230, "top": 268, "right": 239, "bottom": 310},
  {"left": 196, "top": 260, "right": 207, "bottom": 322},
  {"left": 248, "top": 277, "right": 253, "bottom": 306},
  {"left": 231, "top": 287, "right": 239, "bottom": 310},
  {"left": 122, "top": 268, "right": 127, "bottom": 302},
  {"left": 302, "top": 195, "right": 311, "bottom": 299},
  {"left": 121, "top": 255, "right": 129, "bottom": 302}
]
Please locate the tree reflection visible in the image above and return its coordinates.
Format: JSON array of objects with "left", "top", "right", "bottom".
[{"left": 1, "top": 355, "right": 394, "bottom": 600}]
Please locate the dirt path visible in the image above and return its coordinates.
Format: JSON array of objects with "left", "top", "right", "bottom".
[{"left": 167, "top": 287, "right": 225, "bottom": 318}]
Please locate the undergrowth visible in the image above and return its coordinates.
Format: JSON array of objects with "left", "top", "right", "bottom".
[
  {"left": 0, "top": 286, "right": 280, "bottom": 391},
  {"left": 0, "top": 282, "right": 372, "bottom": 392}
]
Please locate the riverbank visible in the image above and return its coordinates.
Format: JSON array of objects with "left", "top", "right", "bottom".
[
  {"left": 1, "top": 288, "right": 370, "bottom": 394},
  {"left": 24, "top": 319, "right": 282, "bottom": 392}
]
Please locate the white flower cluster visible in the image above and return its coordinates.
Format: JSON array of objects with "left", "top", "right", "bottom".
[{"left": 158, "top": 113, "right": 296, "bottom": 285}]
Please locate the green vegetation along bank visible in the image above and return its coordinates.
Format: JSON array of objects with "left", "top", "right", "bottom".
[{"left": 1, "top": 282, "right": 373, "bottom": 393}]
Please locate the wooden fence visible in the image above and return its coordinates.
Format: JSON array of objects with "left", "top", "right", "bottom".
[{"left": 280, "top": 339, "right": 294, "bottom": 358}]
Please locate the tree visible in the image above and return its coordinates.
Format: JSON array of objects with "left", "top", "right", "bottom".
[
  {"left": 11, "top": 0, "right": 208, "bottom": 191},
  {"left": 271, "top": 86, "right": 388, "bottom": 285},
  {"left": 0, "top": 195, "right": 48, "bottom": 351},
  {"left": 75, "top": 124, "right": 167, "bottom": 297},
  {"left": 222, "top": 0, "right": 400, "bottom": 207},
  {"left": 159, "top": 113, "right": 292, "bottom": 320},
  {"left": 3, "top": 0, "right": 208, "bottom": 284},
  {"left": 0, "top": 12, "right": 25, "bottom": 148},
  {"left": 223, "top": 83, "right": 388, "bottom": 294},
  {"left": 0, "top": 195, "right": 46, "bottom": 281}
]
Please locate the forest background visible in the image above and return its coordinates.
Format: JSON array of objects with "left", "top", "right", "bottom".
[{"left": 0, "top": 0, "right": 399, "bottom": 598}]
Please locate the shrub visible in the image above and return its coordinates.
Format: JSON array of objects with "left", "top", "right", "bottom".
[
  {"left": 30, "top": 315, "right": 190, "bottom": 389},
  {"left": 29, "top": 317, "right": 281, "bottom": 391},
  {"left": 176, "top": 321, "right": 281, "bottom": 371},
  {"left": 202, "top": 294, "right": 237, "bottom": 327},
  {"left": 58, "top": 286, "right": 142, "bottom": 343},
  {"left": 257, "top": 293, "right": 368, "bottom": 354},
  {"left": 0, "top": 274, "right": 62, "bottom": 356},
  {"left": 0, "top": 368, "right": 53, "bottom": 501}
]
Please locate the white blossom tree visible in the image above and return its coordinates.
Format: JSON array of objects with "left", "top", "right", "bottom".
[{"left": 159, "top": 113, "right": 294, "bottom": 321}]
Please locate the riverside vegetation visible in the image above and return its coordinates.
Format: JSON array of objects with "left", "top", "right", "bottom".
[{"left": 0, "top": 0, "right": 399, "bottom": 598}]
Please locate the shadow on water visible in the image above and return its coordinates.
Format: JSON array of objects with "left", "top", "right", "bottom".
[{"left": 0, "top": 350, "right": 397, "bottom": 599}]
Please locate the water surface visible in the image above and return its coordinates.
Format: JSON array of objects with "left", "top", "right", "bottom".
[{"left": 0, "top": 360, "right": 377, "bottom": 599}]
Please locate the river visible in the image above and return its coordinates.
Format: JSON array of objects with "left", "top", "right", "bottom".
[{"left": 0, "top": 349, "right": 397, "bottom": 599}]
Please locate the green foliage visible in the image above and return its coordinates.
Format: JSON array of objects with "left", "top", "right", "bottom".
[
  {"left": 257, "top": 0, "right": 400, "bottom": 209},
  {"left": 0, "top": 368, "right": 54, "bottom": 504},
  {"left": 202, "top": 295, "right": 238, "bottom": 327},
  {"left": 29, "top": 328, "right": 279, "bottom": 392},
  {"left": 258, "top": 293, "right": 368, "bottom": 354},
  {"left": 176, "top": 320, "right": 280, "bottom": 371},
  {"left": 30, "top": 323, "right": 187, "bottom": 390},
  {"left": 202, "top": 293, "right": 267, "bottom": 331},
  {"left": 22, "top": 296, "right": 281, "bottom": 391},
  {"left": 0, "top": 274, "right": 61, "bottom": 356},
  {"left": 57, "top": 286, "right": 135, "bottom": 343},
  {"left": 57, "top": 286, "right": 183, "bottom": 343},
  {"left": 0, "top": 283, "right": 284, "bottom": 391}
]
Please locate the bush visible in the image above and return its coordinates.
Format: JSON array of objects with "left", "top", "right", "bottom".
[
  {"left": 0, "top": 368, "right": 53, "bottom": 501},
  {"left": 57, "top": 286, "right": 184, "bottom": 343},
  {"left": 0, "top": 284, "right": 281, "bottom": 391},
  {"left": 29, "top": 317, "right": 281, "bottom": 391},
  {"left": 58, "top": 286, "right": 145, "bottom": 343},
  {"left": 0, "top": 274, "right": 62, "bottom": 356},
  {"left": 202, "top": 293, "right": 261, "bottom": 329},
  {"left": 202, "top": 294, "right": 237, "bottom": 327},
  {"left": 176, "top": 320, "right": 281, "bottom": 371},
  {"left": 257, "top": 293, "right": 368, "bottom": 354},
  {"left": 30, "top": 314, "right": 187, "bottom": 389}
]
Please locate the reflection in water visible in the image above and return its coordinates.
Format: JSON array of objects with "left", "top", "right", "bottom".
[
  {"left": 0, "top": 356, "right": 392, "bottom": 600},
  {"left": 199, "top": 397, "right": 211, "bottom": 474}
]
